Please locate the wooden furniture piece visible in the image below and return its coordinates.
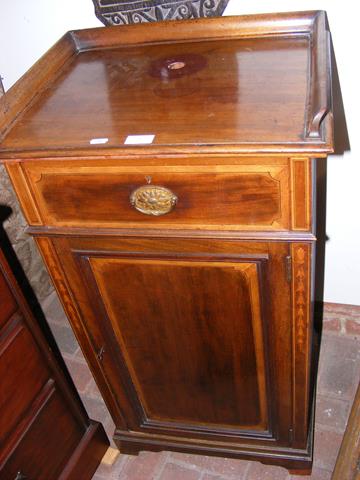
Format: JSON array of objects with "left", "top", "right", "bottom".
[
  {"left": 0, "top": 11, "right": 334, "bottom": 474},
  {"left": 0, "top": 241, "right": 109, "bottom": 478},
  {"left": 332, "top": 383, "right": 360, "bottom": 480}
]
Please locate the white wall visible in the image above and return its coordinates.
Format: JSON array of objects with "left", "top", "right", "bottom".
[
  {"left": 0, "top": 0, "right": 358, "bottom": 305},
  {"left": 224, "top": 1, "right": 359, "bottom": 306},
  {"left": 0, "top": 0, "right": 102, "bottom": 89}
]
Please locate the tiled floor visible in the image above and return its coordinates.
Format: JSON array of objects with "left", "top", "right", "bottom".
[{"left": 42, "top": 295, "right": 360, "bottom": 480}]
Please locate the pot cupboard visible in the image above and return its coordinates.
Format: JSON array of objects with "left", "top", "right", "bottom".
[{"left": 0, "top": 11, "right": 334, "bottom": 474}]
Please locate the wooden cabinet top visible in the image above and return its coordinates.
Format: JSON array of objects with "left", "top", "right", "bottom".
[{"left": 0, "top": 10, "right": 333, "bottom": 159}]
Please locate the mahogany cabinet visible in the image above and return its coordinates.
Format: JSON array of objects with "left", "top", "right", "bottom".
[
  {"left": 0, "top": 243, "right": 109, "bottom": 479},
  {"left": 0, "top": 11, "right": 334, "bottom": 474}
]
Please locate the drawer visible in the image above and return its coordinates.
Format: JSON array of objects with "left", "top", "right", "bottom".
[
  {"left": 0, "top": 269, "right": 17, "bottom": 329},
  {"left": 22, "top": 160, "right": 299, "bottom": 231},
  {"left": 1, "top": 389, "right": 84, "bottom": 480},
  {"left": 0, "top": 317, "right": 50, "bottom": 444}
]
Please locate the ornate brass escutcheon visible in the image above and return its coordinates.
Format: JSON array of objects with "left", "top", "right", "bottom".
[{"left": 130, "top": 185, "right": 177, "bottom": 216}]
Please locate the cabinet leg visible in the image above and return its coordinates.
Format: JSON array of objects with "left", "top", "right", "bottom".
[
  {"left": 119, "top": 445, "right": 140, "bottom": 456},
  {"left": 113, "top": 439, "right": 140, "bottom": 456}
]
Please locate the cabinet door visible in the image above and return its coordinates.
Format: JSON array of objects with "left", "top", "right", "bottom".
[{"left": 47, "top": 237, "right": 293, "bottom": 446}]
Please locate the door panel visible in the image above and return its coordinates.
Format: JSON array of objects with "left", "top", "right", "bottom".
[
  {"left": 50, "top": 236, "right": 293, "bottom": 444},
  {"left": 87, "top": 256, "right": 268, "bottom": 430}
]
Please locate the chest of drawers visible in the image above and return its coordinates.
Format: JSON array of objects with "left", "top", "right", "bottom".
[
  {"left": 0, "top": 242, "right": 109, "bottom": 479},
  {"left": 0, "top": 11, "right": 334, "bottom": 474}
]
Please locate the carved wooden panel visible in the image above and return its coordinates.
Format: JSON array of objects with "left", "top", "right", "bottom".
[{"left": 92, "top": 0, "right": 229, "bottom": 26}]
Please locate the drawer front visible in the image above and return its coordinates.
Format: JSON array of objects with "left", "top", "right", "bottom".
[
  {"left": 23, "top": 161, "right": 292, "bottom": 230},
  {"left": 1, "top": 389, "right": 84, "bottom": 480},
  {"left": 0, "top": 269, "right": 17, "bottom": 329},
  {"left": 0, "top": 317, "right": 50, "bottom": 444}
]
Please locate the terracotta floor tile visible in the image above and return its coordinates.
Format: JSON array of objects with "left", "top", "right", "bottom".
[
  {"left": 315, "top": 394, "right": 350, "bottom": 432},
  {"left": 289, "top": 466, "right": 332, "bottom": 480},
  {"left": 103, "top": 417, "right": 116, "bottom": 447},
  {"left": 345, "top": 319, "right": 360, "bottom": 335},
  {"left": 324, "top": 303, "right": 360, "bottom": 319},
  {"left": 322, "top": 318, "right": 341, "bottom": 332},
  {"left": 47, "top": 321, "right": 79, "bottom": 355},
  {"left": 202, "top": 474, "right": 226, "bottom": 480},
  {"left": 74, "top": 345, "right": 88, "bottom": 363},
  {"left": 203, "top": 475, "right": 239, "bottom": 480},
  {"left": 170, "top": 452, "right": 208, "bottom": 469},
  {"left": 92, "top": 474, "right": 106, "bottom": 480},
  {"left": 171, "top": 452, "right": 249, "bottom": 479},
  {"left": 81, "top": 395, "right": 112, "bottom": 426},
  {"left": 95, "top": 454, "right": 127, "bottom": 479},
  {"left": 245, "top": 461, "right": 288, "bottom": 480},
  {"left": 159, "top": 462, "right": 201, "bottom": 480},
  {"left": 119, "top": 451, "right": 167, "bottom": 479},
  {"left": 313, "top": 427, "right": 343, "bottom": 471},
  {"left": 63, "top": 357, "right": 94, "bottom": 393},
  {"left": 42, "top": 291, "right": 67, "bottom": 324},
  {"left": 85, "top": 376, "right": 103, "bottom": 398},
  {"left": 317, "top": 334, "right": 360, "bottom": 400}
]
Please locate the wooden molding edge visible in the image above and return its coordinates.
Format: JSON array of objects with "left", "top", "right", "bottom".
[
  {"left": 305, "top": 11, "right": 333, "bottom": 143},
  {"left": 27, "top": 226, "right": 317, "bottom": 242},
  {"left": 72, "top": 10, "right": 317, "bottom": 51},
  {"left": 114, "top": 428, "right": 312, "bottom": 470}
]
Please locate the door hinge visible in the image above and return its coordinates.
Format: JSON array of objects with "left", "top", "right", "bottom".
[{"left": 285, "top": 255, "right": 292, "bottom": 283}]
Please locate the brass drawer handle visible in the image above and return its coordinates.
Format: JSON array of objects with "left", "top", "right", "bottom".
[{"left": 130, "top": 185, "right": 177, "bottom": 216}]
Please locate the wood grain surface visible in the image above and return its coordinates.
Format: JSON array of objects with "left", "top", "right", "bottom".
[
  {"left": 0, "top": 11, "right": 333, "bottom": 158},
  {"left": 0, "top": 246, "right": 109, "bottom": 479},
  {"left": 0, "top": 10, "right": 335, "bottom": 474}
]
